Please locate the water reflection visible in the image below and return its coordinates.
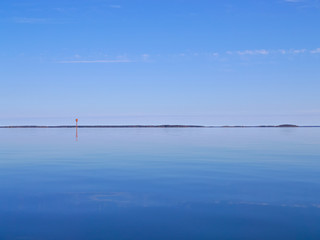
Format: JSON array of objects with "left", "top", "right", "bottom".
[{"left": 76, "top": 118, "right": 78, "bottom": 141}]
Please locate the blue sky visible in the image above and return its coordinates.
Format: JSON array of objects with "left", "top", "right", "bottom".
[{"left": 1, "top": 0, "right": 320, "bottom": 125}]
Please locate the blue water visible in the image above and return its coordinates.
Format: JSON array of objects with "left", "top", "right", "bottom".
[{"left": 0, "top": 128, "right": 320, "bottom": 239}]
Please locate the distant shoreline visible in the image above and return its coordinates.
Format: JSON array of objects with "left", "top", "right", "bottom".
[{"left": 1, "top": 124, "right": 320, "bottom": 128}]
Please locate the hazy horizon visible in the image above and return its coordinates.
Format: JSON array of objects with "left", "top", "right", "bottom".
[{"left": 0, "top": 114, "right": 319, "bottom": 126}]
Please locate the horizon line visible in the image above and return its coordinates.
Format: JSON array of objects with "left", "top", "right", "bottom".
[{"left": 1, "top": 124, "right": 320, "bottom": 128}]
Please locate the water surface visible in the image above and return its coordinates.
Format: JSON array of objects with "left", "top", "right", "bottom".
[{"left": 0, "top": 128, "right": 320, "bottom": 239}]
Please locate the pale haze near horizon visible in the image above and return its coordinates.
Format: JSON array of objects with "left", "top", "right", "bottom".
[{"left": 1, "top": 0, "right": 320, "bottom": 126}]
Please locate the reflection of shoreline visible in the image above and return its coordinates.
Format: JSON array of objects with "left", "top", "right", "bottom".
[{"left": 0, "top": 124, "right": 319, "bottom": 128}]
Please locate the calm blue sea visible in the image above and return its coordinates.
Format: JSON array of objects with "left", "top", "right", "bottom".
[{"left": 0, "top": 128, "right": 320, "bottom": 240}]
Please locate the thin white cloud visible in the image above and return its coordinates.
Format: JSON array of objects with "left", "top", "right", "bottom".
[
  {"left": 284, "top": 0, "right": 320, "bottom": 8},
  {"left": 13, "top": 17, "right": 66, "bottom": 24},
  {"left": 232, "top": 49, "right": 269, "bottom": 55},
  {"left": 310, "top": 48, "right": 320, "bottom": 54},
  {"left": 225, "top": 48, "right": 313, "bottom": 56},
  {"left": 13, "top": 17, "right": 48, "bottom": 24},
  {"left": 58, "top": 47, "right": 319, "bottom": 64},
  {"left": 291, "top": 49, "right": 307, "bottom": 54},
  {"left": 280, "top": 48, "right": 308, "bottom": 54},
  {"left": 59, "top": 60, "right": 133, "bottom": 63}
]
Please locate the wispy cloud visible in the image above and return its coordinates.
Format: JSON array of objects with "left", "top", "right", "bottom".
[
  {"left": 225, "top": 48, "right": 313, "bottom": 56},
  {"left": 236, "top": 49, "right": 269, "bottom": 55},
  {"left": 13, "top": 17, "right": 49, "bottom": 24},
  {"left": 284, "top": 0, "right": 320, "bottom": 8},
  {"left": 226, "top": 49, "right": 269, "bottom": 55},
  {"left": 12, "top": 17, "right": 67, "bottom": 24},
  {"left": 310, "top": 48, "right": 320, "bottom": 53},
  {"left": 59, "top": 59, "right": 133, "bottom": 63},
  {"left": 291, "top": 49, "right": 307, "bottom": 53},
  {"left": 57, "top": 47, "right": 319, "bottom": 64},
  {"left": 278, "top": 49, "right": 307, "bottom": 54}
]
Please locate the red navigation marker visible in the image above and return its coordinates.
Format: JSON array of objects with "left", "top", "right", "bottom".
[{"left": 75, "top": 118, "right": 78, "bottom": 140}]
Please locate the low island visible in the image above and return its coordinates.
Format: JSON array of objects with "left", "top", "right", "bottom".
[{"left": 1, "top": 124, "right": 319, "bottom": 128}]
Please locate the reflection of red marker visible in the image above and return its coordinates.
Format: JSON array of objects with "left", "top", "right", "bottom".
[{"left": 76, "top": 118, "right": 78, "bottom": 140}]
